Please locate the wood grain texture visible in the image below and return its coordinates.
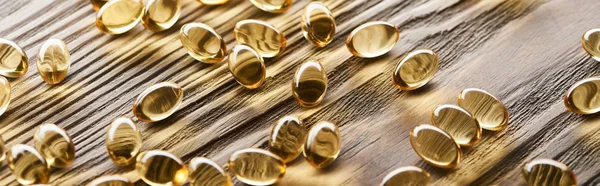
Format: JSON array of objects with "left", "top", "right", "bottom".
[{"left": 0, "top": 0, "right": 599, "bottom": 185}]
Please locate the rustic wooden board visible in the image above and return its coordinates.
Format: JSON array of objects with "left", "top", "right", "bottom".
[{"left": 1, "top": 0, "right": 599, "bottom": 185}]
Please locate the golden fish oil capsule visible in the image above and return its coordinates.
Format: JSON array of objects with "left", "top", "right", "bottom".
[
  {"left": 582, "top": 28, "right": 600, "bottom": 62},
  {"left": 0, "top": 136, "right": 5, "bottom": 161},
  {"left": 303, "top": 121, "right": 341, "bottom": 168},
  {"left": 87, "top": 175, "right": 132, "bottom": 186},
  {"left": 249, "top": 0, "right": 292, "bottom": 13},
  {"left": 380, "top": 166, "right": 431, "bottom": 186},
  {"left": 106, "top": 117, "right": 142, "bottom": 166},
  {"left": 228, "top": 148, "right": 286, "bottom": 185},
  {"left": 37, "top": 39, "right": 71, "bottom": 84},
  {"left": 96, "top": 0, "right": 144, "bottom": 34},
  {"left": 393, "top": 49, "right": 438, "bottom": 90},
  {"left": 90, "top": 0, "right": 110, "bottom": 11},
  {"left": 268, "top": 116, "right": 307, "bottom": 163},
  {"left": 458, "top": 88, "right": 509, "bottom": 131},
  {"left": 34, "top": 123, "right": 75, "bottom": 168},
  {"left": 0, "top": 76, "right": 10, "bottom": 116},
  {"left": 136, "top": 150, "right": 188, "bottom": 186},
  {"left": 301, "top": 2, "right": 336, "bottom": 47},
  {"left": 197, "top": 0, "right": 228, "bottom": 5},
  {"left": 346, "top": 21, "right": 399, "bottom": 58},
  {"left": 234, "top": 20, "right": 286, "bottom": 58},
  {"left": 409, "top": 124, "right": 461, "bottom": 169},
  {"left": 521, "top": 159, "right": 577, "bottom": 186},
  {"left": 0, "top": 38, "right": 28, "bottom": 78},
  {"left": 189, "top": 157, "right": 232, "bottom": 186},
  {"left": 180, "top": 23, "right": 227, "bottom": 64},
  {"left": 292, "top": 60, "right": 328, "bottom": 107},
  {"left": 142, "top": 0, "right": 181, "bottom": 32},
  {"left": 7, "top": 144, "right": 50, "bottom": 185},
  {"left": 132, "top": 82, "right": 183, "bottom": 122},
  {"left": 564, "top": 77, "right": 600, "bottom": 114},
  {"left": 228, "top": 44, "right": 266, "bottom": 89},
  {"left": 431, "top": 104, "right": 481, "bottom": 146}
]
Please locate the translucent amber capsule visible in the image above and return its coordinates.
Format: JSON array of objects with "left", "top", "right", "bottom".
[
  {"left": 136, "top": 150, "right": 188, "bottom": 186},
  {"left": 0, "top": 136, "right": 5, "bottom": 161},
  {"left": 458, "top": 88, "right": 509, "bottom": 131},
  {"left": 268, "top": 116, "right": 308, "bottom": 163},
  {"left": 132, "top": 82, "right": 183, "bottom": 122},
  {"left": 521, "top": 159, "right": 577, "bottom": 186},
  {"left": 196, "top": 0, "right": 228, "bottom": 5},
  {"left": 0, "top": 38, "right": 28, "bottom": 78},
  {"left": 33, "top": 123, "right": 75, "bottom": 168},
  {"left": 106, "top": 117, "right": 142, "bottom": 166},
  {"left": 393, "top": 49, "right": 438, "bottom": 90},
  {"left": 564, "top": 77, "right": 600, "bottom": 114},
  {"left": 582, "top": 28, "right": 600, "bottom": 62},
  {"left": 142, "top": 0, "right": 181, "bottom": 32},
  {"left": 0, "top": 76, "right": 10, "bottom": 116},
  {"left": 249, "top": 0, "right": 292, "bottom": 13},
  {"left": 346, "top": 21, "right": 399, "bottom": 58},
  {"left": 234, "top": 20, "right": 286, "bottom": 58},
  {"left": 7, "top": 144, "right": 49, "bottom": 185},
  {"left": 301, "top": 2, "right": 336, "bottom": 47},
  {"left": 228, "top": 44, "right": 266, "bottom": 89},
  {"left": 90, "top": 0, "right": 110, "bottom": 11},
  {"left": 303, "top": 121, "right": 341, "bottom": 168},
  {"left": 189, "top": 157, "right": 232, "bottom": 186},
  {"left": 87, "top": 175, "right": 132, "bottom": 186},
  {"left": 380, "top": 166, "right": 431, "bottom": 186},
  {"left": 409, "top": 124, "right": 461, "bottom": 169},
  {"left": 179, "top": 23, "right": 227, "bottom": 64},
  {"left": 37, "top": 39, "right": 71, "bottom": 84},
  {"left": 228, "top": 148, "right": 286, "bottom": 185},
  {"left": 431, "top": 104, "right": 481, "bottom": 146},
  {"left": 292, "top": 61, "right": 328, "bottom": 107},
  {"left": 96, "top": 0, "right": 144, "bottom": 34}
]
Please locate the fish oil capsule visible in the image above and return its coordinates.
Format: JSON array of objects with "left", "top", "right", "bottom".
[
  {"left": 346, "top": 21, "right": 399, "bottom": 58},
  {"left": 179, "top": 23, "right": 227, "bottom": 64},
  {"left": 521, "top": 159, "right": 577, "bottom": 186},
  {"left": 431, "top": 104, "right": 481, "bottom": 146},
  {"left": 380, "top": 166, "right": 431, "bottom": 186},
  {"left": 0, "top": 76, "right": 10, "bottom": 116},
  {"left": 0, "top": 38, "right": 28, "bottom": 78},
  {"left": 87, "top": 175, "right": 132, "bottom": 186},
  {"left": 393, "top": 49, "right": 438, "bottom": 90},
  {"left": 228, "top": 44, "right": 266, "bottom": 89},
  {"left": 582, "top": 28, "right": 600, "bottom": 62},
  {"left": 136, "top": 150, "right": 188, "bottom": 186},
  {"left": 90, "top": 0, "right": 110, "bottom": 11},
  {"left": 0, "top": 136, "right": 5, "bottom": 161},
  {"left": 301, "top": 2, "right": 336, "bottom": 47},
  {"left": 189, "top": 157, "right": 232, "bottom": 186},
  {"left": 409, "top": 124, "right": 461, "bottom": 169},
  {"left": 564, "top": 77, "right": 600, "bottom": 114},
  {"left": 268, "top": 116, "right": 308, "bottom": 163},
  {"left": 234, "top": 20, "right": 286, "bottom": 58},
  {"left": 196, "top": 0, "right": 228, "bottom": 5},
  {"left": 142, "top": 0, "right": 181, "bottom": 32},
  {"left": 292, "top": 60, "right": 328, "bottom": 107},
  {"left": 106, "top": 117, "right": 142, "bottom": 166},
  {"left": 132, "top": 82, "right": 183, "bottom": 122},
  {"left": 303, "top": 121, "right": 341, "bottom": 168},
  {"left": 7, "top": 144, "right": 50, "bottom": 185},
  {"left": 34, "top": 123, "right": 75, "bottom": 168},
  {"left": 228, "top": 148, "right": 286, "bottom": 185},
  {"left": 37, "top": 39, "right": 71, "bottom": 84},
  {"left": 458, "top": 88, "right": 509, "bottom": 131},
  {"left": 249, "top": 0, "right": 292, "bottom": 13},
  {"left": 96, "top": 0, "right": 144, "bottom": 34}
]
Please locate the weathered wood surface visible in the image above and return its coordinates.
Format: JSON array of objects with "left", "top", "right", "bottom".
[{"left": 1, "top": 0, "right": 599, "bottom": 185}]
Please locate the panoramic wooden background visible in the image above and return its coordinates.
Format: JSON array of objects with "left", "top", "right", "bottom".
[{"left": 0, "top": 0, "right": 599, "bottom": 185}]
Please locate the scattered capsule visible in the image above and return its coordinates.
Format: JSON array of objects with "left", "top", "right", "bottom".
[
  {"left": 269, "top": 116, "right": 308, "bottom": 163},
  {"left": 7, "top": 144, "right": 50, "bottom": 185},
  {"left": 90, "top": 0, "right": 110, "bottom": 11},
  {"left": 301, "top": 2, "right": 336, "bottom": 47},
  {"left": 409, "top": 124, "right": 461, "bottom": 169},
  {"left": 228, "top": 44, "right": 266, "bottom": 89},
  {"left": 142, "top": 0, "right": 181, "bottom": 32},
  {"left": 292, "top": 60, "right": 328, "bottom": 107},
  {"left": 0, "top": 136, "right": 5, "bottom": 161},
  {"left": 380, "top": 166, "right": 431, "bottom": 186},
  {"left": 0, "top": 38, "right": 28, "bottom": 78},
  {"left": 189, "top": 157, "right": 232, "bottom": 186},
  {"left": 179, "top": 23, "right": 227, "bottom": 64},
  {"left": 33, "top": 123, "right": 75, "bottom": 168},
  {"left": 303, "top": 121, "right": 341, "bottom": 168},
  {"left": 458, "top": 88, "right": 509, "bottom": 131},
  {"left": 196, "top": 0, "right": 228, "bottom": 5},
  {"left": 521, "top": 159, "right": 577, "bottom": 186},
  {"left": 582, "top": 28, "right": 600, "bottom": 62},
  {"left": 37, "top": 39, "right": 71, "bottom": 84},
  {"left": 564, "top": 77, "right": 600, "bottom": 114},
  {"left": 249, "top": 0, "right": 292, "bottom": 13},
  {"left": 346, "top": 21, "right": 399, "bottom": 58},
  {"left": 136, "top": 150, "right": 188, "bottom": 186},
  {"left": 393, "top": 49, "right": 438, "bottom": 90},
  {"left": 96, "top": 0, "right": 144, "bottom": 34},
  {"left": 234, "top": 20, "right": 286, "bottom": 58},
  {"left": 87, "top": 175, "right": 133, "bottom": 186},
  {"left": 228, "top": 148, "right": 286, "bottom": 185},
  {"left": 106, "top": 117, "right": 142, "bottom": 166},
  {"left": 431, "top": 104, "right": 481, "bottom": 146},
  {"left": 132, "top": 82, "right": 183, "bottom": 122},
  {"left": 0, "top": 76, "right": 9, "bottom": 116}
]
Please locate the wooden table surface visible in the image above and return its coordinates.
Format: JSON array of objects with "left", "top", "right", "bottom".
[{"left": 1, "top": 0, "right": 600, "bottom": 185}]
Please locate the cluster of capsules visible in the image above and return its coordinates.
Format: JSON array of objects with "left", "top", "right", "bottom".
[{"left": 564, "top": 28, "right": 600, "bottom": 115}]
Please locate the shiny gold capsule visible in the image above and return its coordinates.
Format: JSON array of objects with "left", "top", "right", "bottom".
[
  {"left": 142, "top": 0, "right": 181, "bottom": 32},
  {"left": 189, "top": 157, "right": 232, "bottom": 186},
  {"left": 303, "top": 121, "right": 341, "bottom": 169},
  {"left": 196, "top": 0, "right": 228, "bottom": 5},
  {"left": 249, "top": 0, "right": 292, "bottom": 13},
  {"left": 87, "top": 175, "right": 133, "bottom": 186},
  {"left": 37, "top": 39, "right": 71, "bottom": 84},
  {"left": 90, "top": 0, "right": 110, "bottom": 11},
  {"left": 33, "top": 123, "right": 75, "bottom": 168},
  {"left": 106, "top": 117, "right": 142, "bottom": 166},
  {"left": 268, "top": 116, "right": 308, "bottom": 163},
  {"left": 409, "top": 124, "right": 461, "bottom": 169},
  {"left": 7, "top": 144, "right": 50, "bottom": 185},
  {"left": 0, "top": 38, "right": 28, "bottom": 78},
  {"left": 564, "top": 77, "right": 600, "bottom": 114},
  {"left": 458, "top": 88, "right": 509, "bottom": 131},
  {"left": 521, "top": 159, "right": 577, "bottom": 186},
  {"left": 380, "top": 166, "right": 431, "bottom": 186},
  {"left": 136, "top": 150, "right": 189, "bottom": 186},
  {"left": 132, "top": 82, "right": 183, "bottom": 122},
  {"left": 96, "top": 0, "right": 144, "bottom": 34},
  {"left": 301, "top": 2, "right": 336, "bottom": 47},
  {"left": 393, "top": 49, "right": 438, "bottom": 90},
  {"left": 228, "top": 148, "right": 286, "bottom": 185},
  {"left": 431, "top": 104, "right": 481, "bottom": 146},
  {"left": 346, "top": 21, "right": 399, "bottom": 58},
  {"left": 179, "top": 23, "right": 227, "bottom": 64},
  {"left": 0, "top": 136, "right": 5, "bottom": 161},
  {"left": 234, "top": 20, "right": 286, "bottom": 58},
  {"left": 292, "top": 60, "right": 328, "bottom": 107},
  {"left": 228, "top": 44, "right": 266, "bottom": 89},
  {"left": 0, "top": 76, "right": 9, "bottom": 116},
  {"left": 582, "top": 28, "right": 600, "bottom": 62}
]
